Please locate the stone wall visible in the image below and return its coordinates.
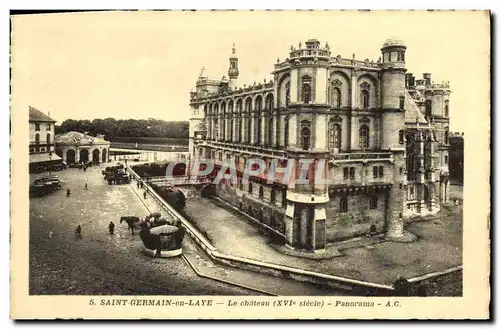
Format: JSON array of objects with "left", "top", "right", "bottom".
[
  {"left": 325, "top": 191, "right": 386, "bottom": 242},
  {"left": 214, "top": 180, "right": 286, "bottom": 235}
]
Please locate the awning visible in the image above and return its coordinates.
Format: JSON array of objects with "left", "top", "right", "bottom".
[{"left": 29, "top": 153, "right": 62, "bottom": 164}]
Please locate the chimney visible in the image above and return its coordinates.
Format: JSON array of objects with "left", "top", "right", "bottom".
[
  {"left": 423, "top": 73, "right": 431, "bottom": 86},
  {"left": 405, "top": 73, "right": 415, "bottom": 88}
]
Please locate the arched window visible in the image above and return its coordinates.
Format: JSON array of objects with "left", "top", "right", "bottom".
[
  {"left": 259, "top": 186, "right": 264, "bottom": 198},
  {"left": 46, "top": 133, "right": 51, "bottom": 144},
  {"left": 444, "top": 100, "right": 449, "bottom": 117},
  {"left": 444, "top": 128, "right": 449, "bottom": 144},
  {"left": 361, "top": 89, "right": 370, "bottom": 109},
  {"left": 399, "top": 130, "right": 405, "bottom": 144},
  {"left": 301, "top": 121, "right": 311, "bottom": 150},
  {"left": 270, "top": 189, "right": 276, "bottom": 203},
  {"left": 328, "top": 122, "right": 341, "bottom": 153},
  {"left": 302, "top": 83, "right": 311, "bottom": 104},
  {"left": 370, "top": 195, "right": 378, "bottom": 209},
  {"left": 239, "top": 179, "right": 244, "bottom": 190},
  {"left": 340, "top": 197, "right": 348, "bottom": 213},
  {"left": 35, "top": 133, "right": 40, "bottom": 144},
  {"left": 285, "top": 82, "right": 290, "bottom": 107},
  {"left": 399, "top": 96, "right": 405, "bottom": 109},
  {"left": 332, "top": 87, "right": 341, "bottom": 107},
  {"left": 359, "top": 124, "right": 370, "bottom": 149},
  {"left": 248, "top": 183, "right": 253, "bottom": 194}
]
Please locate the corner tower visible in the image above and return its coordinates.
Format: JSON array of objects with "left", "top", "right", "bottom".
[
  {"left": 275, "top": 39, "right": 332, "bottom": 252},
  {"left": 380, "top": 37, "right": 408, "bottom": 241}
]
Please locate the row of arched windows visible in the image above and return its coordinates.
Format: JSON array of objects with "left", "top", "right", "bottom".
[{"left": 33, "top": 133, "right": 51, "bottom": 144}]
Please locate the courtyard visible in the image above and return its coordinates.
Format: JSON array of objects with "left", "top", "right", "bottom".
[
  {"left": 184, "top": 186, "right": 463, "bottom": 290},
  {"left": 29, "top": 163, "right": 341, "bottom": 296},
  {"left": 29, "top": 164, "right": 257, "bottom": 295}
]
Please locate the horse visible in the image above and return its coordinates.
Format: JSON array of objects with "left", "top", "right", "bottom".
[{"left": 120, "top": 216, "right": 143, "bottom": 235}]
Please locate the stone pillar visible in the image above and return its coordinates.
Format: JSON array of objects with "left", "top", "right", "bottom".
[
  {"left": 62, "top": 148, "right": 67, "bottom": 163},
  {"left": 249, "top": 116, "right": 254, "bottom": 144},
  {"left": 207, "top": 116, "right": 212, "bottom": 140},
  {"left": 233, "top": 117, "right": 238, "bottom": 143},
  {"left": 351, "top": 73, "right": 357, "bottom": 108},
  {"left": 445, "top": 179, "right": 450, "bottom": 203},
  {"left": 279, "top": 114, "right": 285, "bottom": 147},
  {"left": 241, "top": 115, "right": 247, "bottom": 143},
  {"left": 260, "top": 116, "right": 266, "bottom": 147},
  {"left": 385, "top": 187, "right": 404, "bottom": 239},
  {"left": 313, "top": 206, "right": 327, "bottom": 250},
  {"left": 300, "top": 207, "right": 309, "bottom": 248},
  {"left": 75, "top": 147, "right": 80, "bottom": 163}
]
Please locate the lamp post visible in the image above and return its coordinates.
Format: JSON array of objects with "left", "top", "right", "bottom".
[{"left": 48, "top": 152, "right": 53, "bottom": 176}]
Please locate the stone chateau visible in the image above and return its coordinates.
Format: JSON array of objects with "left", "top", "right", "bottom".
[{"left": 188, "top": 38, "right": 451, "bottom": 252}]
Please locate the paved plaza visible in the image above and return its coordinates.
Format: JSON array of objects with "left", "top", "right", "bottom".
[
  {"left": 29, "top": 163, "right": 340, "bottom": 296},
  {"left": 29, "top": 164, "right": 256, "bottom": 295}
]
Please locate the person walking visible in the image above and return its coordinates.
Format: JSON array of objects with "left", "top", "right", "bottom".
[
  {"left": 143, "top": 191, "right": 147, "bottom": 200},
  {"left": 75, "top": 225, "right": 82, "bottom": 238},
  {"left": 84, "top": 183, "right": 88, "bottom": 190},
  {"left": 66, "top": 188, "right": 71, "bottom": 197},
  {"left": 108, "top": 221, "right": 115, "bottom": 235}
]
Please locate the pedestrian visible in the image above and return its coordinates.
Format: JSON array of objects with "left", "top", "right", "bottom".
[
  {"left": 83, "top": 166, "right": 87, "bottom": 172},
  {"left": 84, "top": 183, "right": 88, "bottom": 190},
  {"left": 108, "top": 221, "right": 115, "bottom": 235},
  {"left": 66, "top": 188, "right": 71, "bottom": 197},
  {"left": 143, "top": 191, "right": 147, "bottom": 199},
  {"left": 75, "top": 225, "right": 82, "bottom": 238},
  {"left": 137, "top": 180, "right": 140, "bottom": 188}
]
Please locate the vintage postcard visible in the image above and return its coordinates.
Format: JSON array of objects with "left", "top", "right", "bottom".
[{"left": 10, "top": 10, "right": 490, "bottom": 319}]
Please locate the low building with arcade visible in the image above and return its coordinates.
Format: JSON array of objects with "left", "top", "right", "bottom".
[{"left": 55, "top": 131, "right": 110, "bottom": 165}]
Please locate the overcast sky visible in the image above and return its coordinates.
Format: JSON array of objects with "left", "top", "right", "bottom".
[{"left": 11, "top": 11, "right": 489, "bottom": 132}]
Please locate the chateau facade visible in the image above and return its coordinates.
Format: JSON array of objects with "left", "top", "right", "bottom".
[{"left": 189, "top": 38, "right": 451, "bottom": 252}]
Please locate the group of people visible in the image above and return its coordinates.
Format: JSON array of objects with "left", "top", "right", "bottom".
[
  {"left": 75, "top": 221, "right": 116, "bottom": 239},
  {"left": 66, "top": 182, "right": 89, "bottom": 197}
]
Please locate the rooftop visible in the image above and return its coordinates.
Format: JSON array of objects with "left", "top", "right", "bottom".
[
  {"left": 29, "top": 106, "right": 56, "bottom": 123},
  {"left": 55, "top": 131, "right": 110, "bottom": 146}
]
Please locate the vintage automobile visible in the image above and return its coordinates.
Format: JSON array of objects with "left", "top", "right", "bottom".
[
  {"left": 29, "top": 175, "right": 62, "bottom": 197},
  {"left": 139, "top": 224, "right": 185, "bottom": 258},
  {"left": 105, "top": 168, "right": 130, "bottom": 185}
]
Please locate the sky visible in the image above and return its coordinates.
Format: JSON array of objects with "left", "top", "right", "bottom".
[{"left": 11, "top": 11, "right": 490, "bottom": 132}]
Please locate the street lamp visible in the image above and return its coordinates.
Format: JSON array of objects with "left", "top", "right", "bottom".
[{"left": 48, "top": 152, "right": 53, "bottom": 176}]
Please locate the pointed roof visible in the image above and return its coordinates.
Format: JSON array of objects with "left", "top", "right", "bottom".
[
  {"left": 29, "top": 106, "right": 56, "bottom": 122},
  {"left": 404, "top": 90, "right": 427, "bottom": 124}
]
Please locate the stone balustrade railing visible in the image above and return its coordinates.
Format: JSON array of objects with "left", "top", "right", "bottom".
[{"left": 331, "top": 152, "right": 393, "bottom": 162}]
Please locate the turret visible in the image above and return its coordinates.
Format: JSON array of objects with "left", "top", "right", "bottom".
[
  {"left": 228, "top": 43, "right": 239, "bottom": 88},
  {"left": 380, "top": 37, "right": 407, "bottom": 149}
]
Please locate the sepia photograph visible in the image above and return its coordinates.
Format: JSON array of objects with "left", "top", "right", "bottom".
[{"left": 10, "top": 9, "right": 490, "bottom": 319}]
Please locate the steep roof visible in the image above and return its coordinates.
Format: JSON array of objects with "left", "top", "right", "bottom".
[
  {"left": 404, "top": 90, "right": 427, "bottom": 124},
  {"left": 55, "top": 131, "right": 110, "bottom": 146},
  {"left": 29, "top": 106, "right": 56, "bottom": 122}
]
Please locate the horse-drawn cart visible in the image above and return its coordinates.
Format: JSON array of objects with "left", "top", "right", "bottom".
[{"left": 140, "top": 224, "right": 185, "bottom": 258}]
